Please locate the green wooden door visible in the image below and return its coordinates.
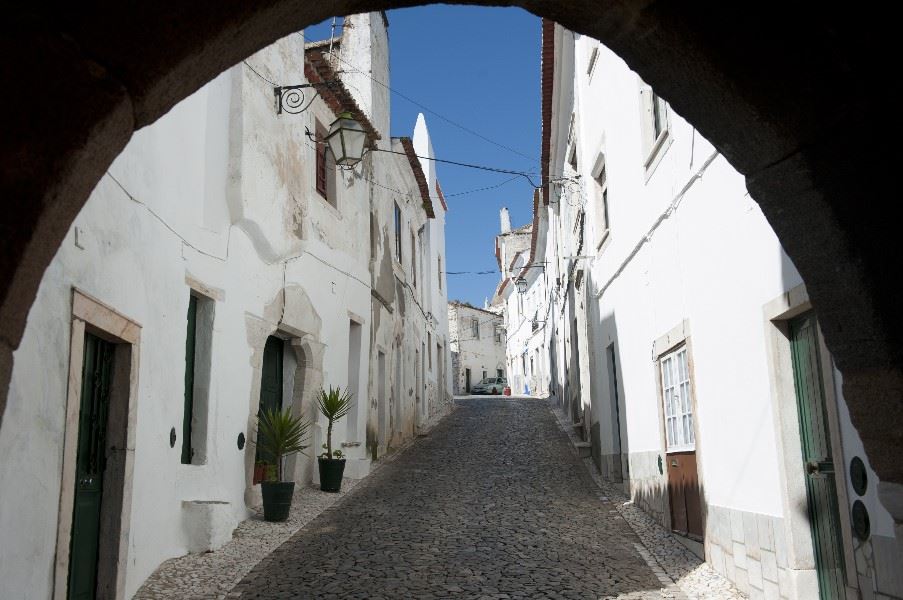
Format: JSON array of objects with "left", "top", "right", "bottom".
[
  {"left": 68, "top": 333, "right": 115, "bottom": 600},
  {"left": 789, "top": 313, "right": 846, "bottom": 599},
  {"left": 255, "top": 336, "right": 284, "bottom": 466},
  {"left": 181, "top": 295, "right": 197, "bottom": 464}
]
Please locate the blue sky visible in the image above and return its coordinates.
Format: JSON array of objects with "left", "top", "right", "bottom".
[{"left": 307, "top": 7, "right": 540, "bottom": 307}]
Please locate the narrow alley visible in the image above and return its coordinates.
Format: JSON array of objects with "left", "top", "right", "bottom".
[{"left": 229, "top": 398, "right": 699, "bottom": 599}]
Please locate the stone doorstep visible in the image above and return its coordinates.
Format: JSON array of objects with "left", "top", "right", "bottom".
[{"left": 574, "top": 440, "right": 592, "bottom": 459}]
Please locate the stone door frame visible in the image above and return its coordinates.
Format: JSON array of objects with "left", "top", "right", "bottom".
[{"left": 54, "top": 289, "right": 141, "bottom": 600}]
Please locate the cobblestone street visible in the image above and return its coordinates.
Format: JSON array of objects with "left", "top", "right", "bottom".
[{"left": 230, "top": 398, "right": 686, "bottom": 599}]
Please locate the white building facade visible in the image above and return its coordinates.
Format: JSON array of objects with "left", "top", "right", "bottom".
[
  {"left": 0, "top": 12, "right": 450, "bottom": 600},
  {"left": 447, "top": 301, "right": 506, "bottom": 394},
  {"left": 495, "top": 20, "right": 902, "bottom": 600}
]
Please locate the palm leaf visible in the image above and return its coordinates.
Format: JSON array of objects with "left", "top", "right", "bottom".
[{"left": 255, "top": 406, "right": 311, "bottom": 481}]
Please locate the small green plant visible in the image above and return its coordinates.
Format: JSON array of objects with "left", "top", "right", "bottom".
[
  {"left": 316, "top": 386, "right": 353, "bottom": 460},
  {"left": 255, "top": 407, "right": 311, "bottom": 482}
]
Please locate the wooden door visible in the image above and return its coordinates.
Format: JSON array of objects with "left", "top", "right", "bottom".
[
  {"left": 661, "top": 346, "right": 704, "bottom": 540},
  {"left": 255, "top": 336, "right": 284, "bottom": 475},
  {"left": 68, "top": 333, "right": 115, "bottom": 600},
  {"left": 181, "top": 294, "right": 197, "bottom": 464},
  {"left": 789, "top": 313, "right": 846, "bottom": 599}
]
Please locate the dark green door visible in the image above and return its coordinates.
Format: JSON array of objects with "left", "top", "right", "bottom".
[
  {"left": 789, "top": 313, "right": 846, "bottom": 599},
  {"left": 181, "top": 294, "right": 197, "bottom": 464},
  {"left": 68, "top": 333, "right": 115, "bottom": 600},
  {"left": 255, "top": 336, "right": 284, "bottom": 466}
]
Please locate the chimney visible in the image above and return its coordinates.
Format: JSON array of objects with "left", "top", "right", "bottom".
[{"left": 500, "top": 207, "right": 511, "bottom": 233}]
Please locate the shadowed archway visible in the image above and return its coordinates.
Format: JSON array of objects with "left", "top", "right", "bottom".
[{"left": 2, "top": 2, "right": 901, "bottom": 505}]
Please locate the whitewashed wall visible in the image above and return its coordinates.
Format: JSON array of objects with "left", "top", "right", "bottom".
[
  {"left": 0, "top": 16, "right": 425, "bottom": 598},
  {"left": 539, "top": 25, "right": 902, "bottom": 599}
]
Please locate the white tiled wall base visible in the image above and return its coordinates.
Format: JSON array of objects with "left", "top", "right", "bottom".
[{"left": 705, "top": 504, "right": 799, "bottom": 599}]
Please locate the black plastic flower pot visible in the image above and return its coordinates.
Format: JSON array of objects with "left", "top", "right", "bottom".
[
  {"left": 318, "top": 457, "right": 346, "bottom": 492},
  {"left": 261, "top": 481, "right": 295, "bottom": 522}
]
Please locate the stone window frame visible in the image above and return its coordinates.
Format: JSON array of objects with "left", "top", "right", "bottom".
[
  {"left": 639, "top": 78, "right": 673, "bottom": 180},
  {"left": 181, "top": 274, "right": 223, "bottom": 466},
  {"left": 762, "top": 283, "right": 859, "bottom": 597},
  {"left": 54, "top": 289, "right": 141, "bottom": 600},
  {"left": 590, "top": 149, "right": 612, "bottom": 252}
]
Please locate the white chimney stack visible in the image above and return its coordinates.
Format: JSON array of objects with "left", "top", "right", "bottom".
[{"left": 500, "top": 207, "right": 511, "bottom": 233}]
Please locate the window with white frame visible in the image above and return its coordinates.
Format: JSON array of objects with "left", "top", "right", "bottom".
[
  {"left": 639, "top": 80, "right": 670, "bottom": 170},
  {"left": 660, "top": 346, "right": 695, "bottom": 452},
  {"left": 471, "top": 318, "right": 480, "bottom": 340},
  {"left": 494, "top": 326, "right": 503, "bottom": 343},
  {"left": 591, "top": 152, "right": 610, "bottom": 248}
]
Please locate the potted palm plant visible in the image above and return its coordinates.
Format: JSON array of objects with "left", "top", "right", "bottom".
[
  {"left": 316, "top": 386, "right": 353, "bottom": 492},
  {"left": 255, "top": 406, "right": 311, "bottom": 522}
]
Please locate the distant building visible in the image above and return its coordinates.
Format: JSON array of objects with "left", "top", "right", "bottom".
[{"left": 448, "top": 301, "right": 506, "bottom": 394}]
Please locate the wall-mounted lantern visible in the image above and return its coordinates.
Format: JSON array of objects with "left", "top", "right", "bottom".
[
  {"left": 514, "top": 276, "right": 528, "bottom": 294},
  {"left": 325, "top": 112, "right": 368, "bottom": 167}
]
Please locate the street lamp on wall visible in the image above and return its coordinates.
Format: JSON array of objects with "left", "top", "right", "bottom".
[
  {"left": 514, "top": 276, "right": 528, "bottom": 294},
  {"left": 325, "top": 112, "right": 368, "bottom": 167}
]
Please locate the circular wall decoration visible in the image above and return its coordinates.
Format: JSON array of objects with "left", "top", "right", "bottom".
[
  {"left": 169, "top": 427, "right": 177, "bottom": 448},
  {"left": 237, "top": 432, "right": 246, "bottom": 450},
  {"left": 851, "top": 500, "right": 870, "bottom": 541},
  {"left": 850, "top": 456, "right": 867, "bottom": 496}
]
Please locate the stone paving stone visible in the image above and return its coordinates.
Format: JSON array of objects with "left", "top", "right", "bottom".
[
  {"left": 133, "top": 478, "right": 362, "bottom": 600},
  {"left": 230, "top": 398, "right": 680, "bottom": 599},
  {"left": 549, "top": 400, "right": 747, "bottom": 600}
]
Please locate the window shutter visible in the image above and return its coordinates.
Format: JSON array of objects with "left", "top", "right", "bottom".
[{"left": 316, "top": 144, "right": 327, "bottom": 198}]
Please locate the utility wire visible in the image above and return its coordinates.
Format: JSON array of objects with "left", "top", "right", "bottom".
[{"left": 308, "top": 33, "right": 539, "bottom": 165}]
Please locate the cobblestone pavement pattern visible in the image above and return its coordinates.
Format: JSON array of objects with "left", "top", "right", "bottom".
[{"left": 231, "top": 398, "right": 682, "bottom": 599}]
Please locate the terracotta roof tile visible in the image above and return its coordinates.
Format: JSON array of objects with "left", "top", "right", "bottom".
[
  {"left": 304, "top": 48, "right": 381, "bottom": 146},
  {"left": 435, "top": 179, "right": 448, "bottom": 212},
  {"left": 399, "top": 137, "right": 435, "bottom": 219},
  {"left": 541, "top": 18, "right": 555, "bottom": 206}
]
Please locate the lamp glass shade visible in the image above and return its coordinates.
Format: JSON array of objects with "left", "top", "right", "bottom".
[
  {"left": 515, "top": 277, "right": 528, "bottom": 294},
  {"left": 325, "top": 112, "right": 367, "bottom": 166}
]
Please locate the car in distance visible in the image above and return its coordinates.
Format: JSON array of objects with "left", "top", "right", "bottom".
[{"left": 471, "top": 377, "right": 507, "bottom": 395}]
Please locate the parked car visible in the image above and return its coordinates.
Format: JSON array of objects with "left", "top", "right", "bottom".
[{"left": 471, "top": 377, "right": 507, "bottom": 395}]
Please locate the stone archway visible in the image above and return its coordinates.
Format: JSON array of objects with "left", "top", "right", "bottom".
[{"left": 2, "top": 2, "right": 901, "bottom": 505}]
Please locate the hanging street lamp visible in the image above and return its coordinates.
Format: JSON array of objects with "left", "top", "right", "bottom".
[
  {"left": 325, "top": 111, "right": 368, "bottom": 167},
  {"left": 514, "top": 276, "right": 528, "bottom": 294}
]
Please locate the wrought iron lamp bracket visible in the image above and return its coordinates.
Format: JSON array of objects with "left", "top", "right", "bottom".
[{"left": 274, "top": 81, "right": 337, "bottom": 115}]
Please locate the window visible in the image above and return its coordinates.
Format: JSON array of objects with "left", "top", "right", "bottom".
[
  {"left": 393, "top": 202, "right": 402, "bottom": 262},
  {"left": 315, "top": 121, "right": 336, "bottom": 206},
  {"left": 438, "top": 255, "right": 442, "bottom": 291},
  {"left": 652, "top": 91, "right": 667, "bottom": 141},
  {"left": 640, "top": 82, "right": 670, "bottom": 171},
  {"left": 497, "top": 369, "right": 503, "bottom": 378},
  {"left": 660, "top": 346, "right": 695, "bottom": 452},
  {"left": 410, "top": 230, "right": 417, "bottom": 287},
  {"left": 587, "top": 46, "right": 599, "bottom": 78},
  {"left": 182, "top": 292, "right": 214, "bottom": 465},
  {"left": 472, "top": 318, "right": 480, "bottom": 340},
  {"left": 427, "top": 332, "right": 432, "bottom": 370},
  {"left": 591, "top": 153, "right": 610, "bottom": 248},
  {"left": 482, "top": 370, "right": 487, "bottom": 381},
  {"left": 494, "top": 326, "right": 503, "bottom": 343}
]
